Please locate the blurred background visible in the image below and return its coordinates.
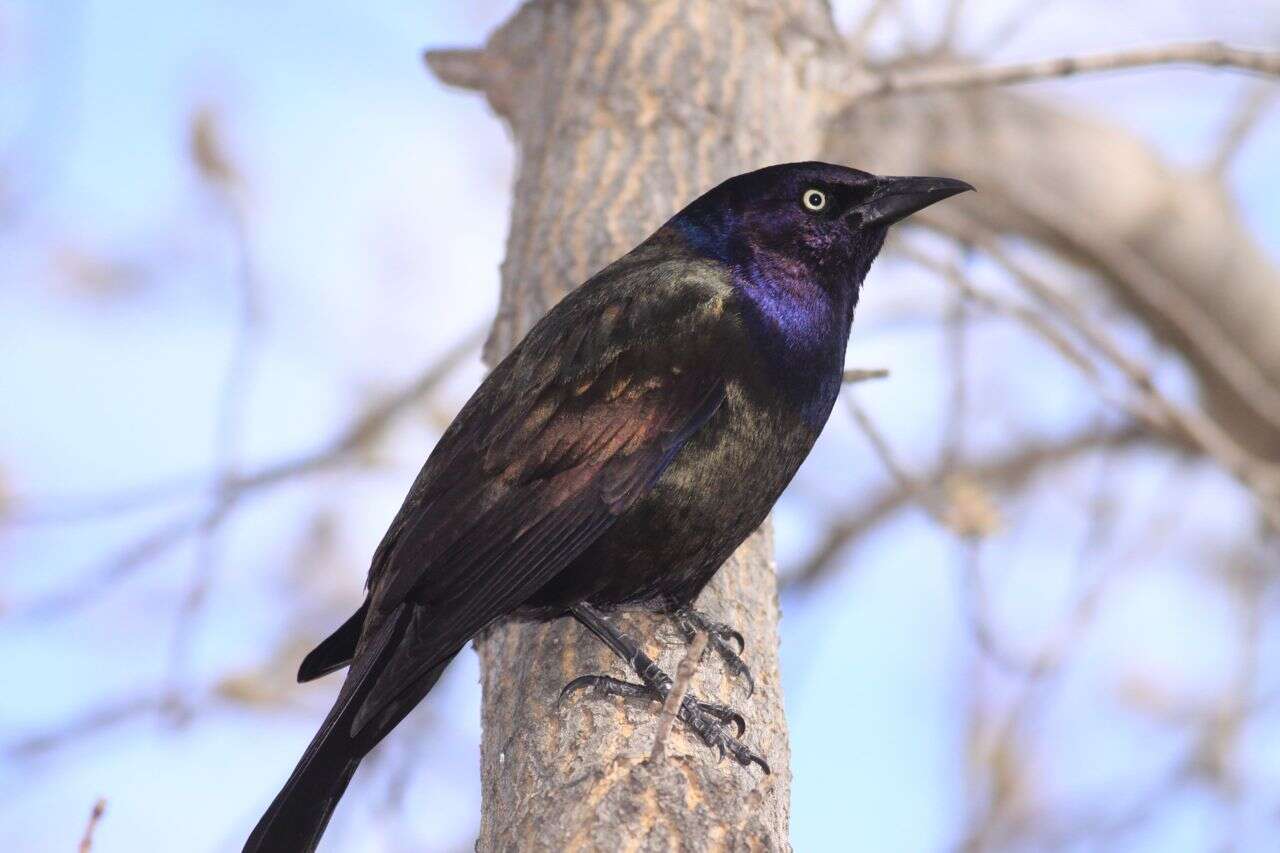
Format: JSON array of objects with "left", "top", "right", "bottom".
[{"left": 2, "top": 1, "right": 1279, "bottom": 850}]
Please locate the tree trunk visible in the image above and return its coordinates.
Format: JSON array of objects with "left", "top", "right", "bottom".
[{"left": 428, "top": 0, "right": 838, "bottom": 848}]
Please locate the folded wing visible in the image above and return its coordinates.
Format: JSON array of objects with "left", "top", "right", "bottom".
[{"left": 349, "top": 256, "right": 735, "bottom": 732}]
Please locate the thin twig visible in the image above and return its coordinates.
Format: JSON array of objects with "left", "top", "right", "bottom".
[
  {"left": 784, "top": 424, "right": 1145, "bottom": 588},
  {"left": 892, "top": 244, "right": 1098, "bottom": 379},
  {"left": 650, "top": 630, "right": 707, "bottom": 763},
  {"left": 991, "top": 184, "right": 1280, "bottom": 439},
  {"left": 842, "top": 367, "right": 890, "bottom": 383},
  {"left": 968, "top": 236, "right": 1280, "bottom": 526},
  {"left": 1208, "top": 84, "right": 1277, "bottom": 177},
  {"left": 844, "top": 395, "right": 944, "bottom": 519},
  {"left": 12, "top": 325, "right": 485, "bottom": 527},
  {"left": 937, "top": 0, "right": 967, "bottom": 51},
  {"left": 17, "top": 327, "right": 485, "bottom": 619},
  {"left": 848, "top": 0, "right": 897, "bottom": 51},
  {"left": 903, "top": 230, "right": 1280, "bottom": 529},
  {"left": 78, "top": 798, "right": 107, "bottom": 853},
  {"left": 168, "top": 122, "right": 262, "bottom": 708},
  {"left": 979, "top": 0, "right": 1057, "bottom": 52},
  {"left": 854, "top": 41, "right": 1280, "bottom": 98}
]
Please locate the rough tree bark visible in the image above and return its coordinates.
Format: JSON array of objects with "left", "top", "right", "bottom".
[
  {"left": 428, "top": 1, "right": 838, "bottom": 849},
  {"left": 427, "top": 1, "right": 1280, "bottom": 848}
]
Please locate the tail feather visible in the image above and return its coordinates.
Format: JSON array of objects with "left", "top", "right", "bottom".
[
  {"left": 298, "top": 600, "right": 369, "bottom": 683},
  {"left": 244, "top": 605, "right": 449, "bottom": 853}
]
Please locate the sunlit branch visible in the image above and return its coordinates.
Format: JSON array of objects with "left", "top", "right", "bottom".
[{"left": 854, "top": 41, "right": 1280, "bottom": 99}]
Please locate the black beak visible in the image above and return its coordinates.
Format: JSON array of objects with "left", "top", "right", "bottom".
[{"left": 851, "top": 175, "right": 974, "bottom": 229}]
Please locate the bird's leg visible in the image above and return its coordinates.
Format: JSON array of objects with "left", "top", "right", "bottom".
[
  {"left": 673, "top": 606, "right": 754, "bottom": 698},
  {"left": 561, "top": 603, "right": 769, "bottom": 773}
]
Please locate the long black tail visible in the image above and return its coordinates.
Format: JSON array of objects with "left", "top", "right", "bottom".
[{"left": 243, "top": 606, "right": 449, "bottom": 853}]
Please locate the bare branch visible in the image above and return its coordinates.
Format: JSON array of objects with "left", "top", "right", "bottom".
[
  {"left": 979, "top": 0, "right": 1058, "bottom": 52},
  {"left": 896, "top": 227, "right": 1280, "bottom": 530},
  {"left": 650, "top": 630, "right": 707, "bottom": 763},
  {"left": 966, "top": 235, "right": 1280, "bottom": 528},
  {"left": 8, "top": 693, "right": 167, "bottom": 758},
  {"left": 16, "top": 327, "right": 484, "bottom": 619},
  {"left": 937, "top": 0, "right": 967, "bottom": 51},
  {"left": 844, "top": 395, "right": 944, "bottom": 519},
  {"left": 983, "top": 186, "right": 1280, "bottom": 439},
  {"left": 78, "top": 799, "right": 107, "bottom": 853},
  {"left": 854, "top": 41, "right": 1280, "bottom": 98},
  {"left": 842, "top": 367, "right": 890, "bottom": 383},
  {"left": 848, "top": 0, "right": 897, "bottom": 51},
  {"left": 424, "top": 48, "right": 490, "bottom": 92},
  {"left": 1208, "top": 84, "right": 1277, "bottom": 177},
  {"left": 784, "top": 425, "right": 1147, "bottom": 588}
]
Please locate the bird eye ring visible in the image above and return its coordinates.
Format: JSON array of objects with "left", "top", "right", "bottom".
[{"left": 801, "top": 188, "right": 827, "bottom": 212}]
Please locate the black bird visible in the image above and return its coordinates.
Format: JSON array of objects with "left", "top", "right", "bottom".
[{"left": 243, "top": 162, "right": 971, "bottom": 852}]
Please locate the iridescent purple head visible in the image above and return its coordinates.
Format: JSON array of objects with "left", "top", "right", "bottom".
[
  {"left": 673, "top": 161, "right": 972, "bottom": 295},
  {"left": 670, "top": 162, "right": 971, "bottom": 424}
]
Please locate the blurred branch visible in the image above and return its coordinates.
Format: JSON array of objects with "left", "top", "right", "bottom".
[
  {"left": 851, "top": 41, "right": 1280, "bottom": 98},
  {"left": 424, "top": 48, "right": 491, "bottom": 92},
  {"left": 784, "top": 424, "right": 1145, "bottom": 588},
  {"left": 988, "top": 185, "right": 1280, "bottom": 438},
  {"left": 937, "top": 0, "right": 967, "bottom": 51},
  {"left": 167, "top": 104, "right": 261, "bottom": 707},
  {"left": 7, "top": 692, "right": 179, "bottom": 759},
  {"left": 844, "top": 394, "right": 943, "bottom": 518},
  {"left": 16, "top": 326, "right": 484, "bottom": 618},
  {"left": 1208, "top": 84, "right": 1277, "bottom": 177},
  {"left": 979, "top": 0, "right": 1057, "bottom": 53},
  {"left": 890, "top": 242, "right": 1097, "bottom": 378},
  {"left": 896, "top": 231, "right": 1280, "bottom": 530},
  {"left": 848, "top": 0, "right": 897, "bottom": 51},
  {"left": 842, "top": 367, "right": 890, "bottom": 383},
  {"left": 78, "top": 798, "right": 106, "bottom": 853},
  {"left": 968, "top": 235, "right": 1280, "bottom": 528}
]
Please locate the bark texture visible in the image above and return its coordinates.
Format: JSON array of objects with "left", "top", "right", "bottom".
[{"left": 429, "top": 1, "right": 839, "bottom": 849}]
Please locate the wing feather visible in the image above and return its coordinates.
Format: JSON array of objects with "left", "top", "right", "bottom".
[{"left": 347, "top": 255, "right": 736, "bottom": 730}]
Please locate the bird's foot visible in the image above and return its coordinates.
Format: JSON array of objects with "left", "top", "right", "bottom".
[
  {"left": 558, "top": 674, "right": 745, "bottom": 736},
  {"left": 561, "top": 604, "right": 768, "bottom": 773},
  {"left": 559, "top": 673, "right": 768, "bottom": 773},
  {"left": 674, "top": 607, "right": 755, "bottom": 698}
]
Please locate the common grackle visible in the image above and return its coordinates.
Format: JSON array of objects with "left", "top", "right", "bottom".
[{"left": 243, "top": 162, "right": 971, "bottom": 852}]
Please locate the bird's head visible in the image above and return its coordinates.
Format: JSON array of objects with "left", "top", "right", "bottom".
[{"left": 671, "top": 161, "right": 972, "bottom": 294}]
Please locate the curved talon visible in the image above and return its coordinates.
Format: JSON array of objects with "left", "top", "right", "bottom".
[
  {"left": 675, "top": 609, "right": 754, "bottom": 696},
  {"left": 558, "top": 674, "right": 651, "bottom": 705},
  {"left": 711, "top": 639, "right": 755, "bottom": 699},
  {"left": 566, "top": 605, "right": 770, "bottom": 777},
  {"left": 718, "top": 626, "right": 745, "bottom": 655},
  {"left": 558, "top": 674, "right": 607, "bottom": 704},
  {"left": 697, "top": 702, "right": 746, "bottom": 737}
]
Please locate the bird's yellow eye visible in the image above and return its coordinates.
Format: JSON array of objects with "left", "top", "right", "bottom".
[{"left": 802, "top": 188, "right": 827, "bottom": 212}]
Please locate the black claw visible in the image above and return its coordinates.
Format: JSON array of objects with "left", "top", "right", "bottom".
[
  {"left": 676, "top": 609, "right": 755, "bottom": 696},
  {"left": 697, "top": 702, "right": 746, "bottom": 737},
  {"left": 568, "top": 604, "right": 770, "bottom": 777},
  {"left": 720, "top": 627, "right": 746, "bottom": 655},
  {"left": 558, "top": 674, "right": 653, "bottom": 705},
  {"left": 558, "top": 674, "right": 605, "bottom": 704}
]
